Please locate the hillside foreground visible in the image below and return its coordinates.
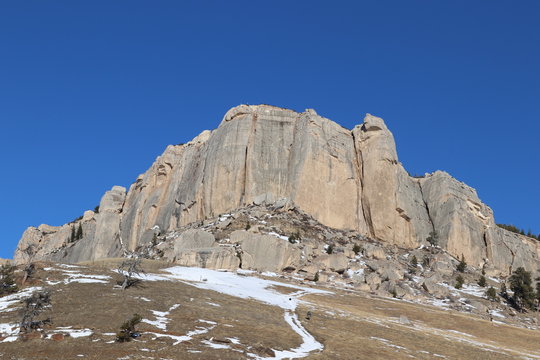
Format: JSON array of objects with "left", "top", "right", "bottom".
[{"left": 0, "top": 260, "right": 539, "bottom": 360}]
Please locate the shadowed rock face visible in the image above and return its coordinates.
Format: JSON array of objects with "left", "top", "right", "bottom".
[{"left": 14, "top": 104, "right": 540, "bottom": 275}]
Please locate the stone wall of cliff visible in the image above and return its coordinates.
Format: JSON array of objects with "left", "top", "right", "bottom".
[{"left": 14, "top": 105, "right": 540, "bottom": 275}]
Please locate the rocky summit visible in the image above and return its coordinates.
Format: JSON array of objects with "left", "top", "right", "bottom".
[{"left": 15, "top": 104, "right": 539, "bottom": 276}]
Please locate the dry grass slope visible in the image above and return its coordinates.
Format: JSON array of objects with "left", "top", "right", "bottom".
[{"left": 0, "top": 260, "right": 538, "bottom": 360}]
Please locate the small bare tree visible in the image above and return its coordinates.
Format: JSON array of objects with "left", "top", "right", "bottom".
[
  {"left": 20, "top": 290, "right": 52, "bottom": 334},
  {"left": 117, "top": 256, "right": 145, "bottom": 290}
]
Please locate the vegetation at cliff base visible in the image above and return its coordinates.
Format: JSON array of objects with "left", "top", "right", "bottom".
[
  {"left": 456, "top": 255, "right": 467, "bottom": 273},
  {"left": 426, "top": 231, "right": 439, "bottom": 247},
  {"left": 509, "top": 267, "right": 536, "bottom": 311}
]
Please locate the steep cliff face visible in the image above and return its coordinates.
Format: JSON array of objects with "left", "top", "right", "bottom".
[{"left": 14, "top": 104, "right": 540, "bottom": 275}]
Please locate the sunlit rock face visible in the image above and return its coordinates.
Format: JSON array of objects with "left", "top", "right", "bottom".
[{"left": 15, "top": 104, "right": 540, "bottom": 276}]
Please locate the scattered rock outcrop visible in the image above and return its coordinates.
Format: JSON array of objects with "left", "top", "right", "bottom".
[{"left": 14, "top": 104, "right": 540, "bottom": 276}]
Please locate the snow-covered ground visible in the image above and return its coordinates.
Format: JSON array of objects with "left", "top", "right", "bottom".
[
  {"left": 0, "top": 287, "right": 45, "bottom": 342},
  {"left": 142, "top": 304, "right": 180, "bottom": 330},
  {"left": 458, "top": 284, "right": 486, "bottom": 298},
  {"left": 47, "top": 326, "right": 93, "bottom": 338},
  {"left": 0, "top": 286, "right": 42, "bottom": 312},
  {"left": 489, "top": 309, "right": 505, "bottom": 319},
  {"left": 136, "top": 266, "right": 331, "bottom": 359},
  {"left": 0, "top": 323, "right": 20, "bottom": 342},
  {"left": 44, "top": 267, "right": 111, "bottom": 285},
  {"left": 145, "top": 319, "right": 217, "bottom": 345}
]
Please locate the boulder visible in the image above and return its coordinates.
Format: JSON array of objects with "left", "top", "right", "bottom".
[
  {"left": 365, "top": 272, "right": 381, "bottom": 286},
  {"left": 362, "top": 244, "right": 386, "bottom": 260},
  {"left": 365, "top": 259, "right": 404, "bottom": 281},
  {"left": 431, "top": 258, "right": 455, "bottom": 276},
  {"left": 314, "top": 253, "right": 349, "bottom": 273},
  {"left": 468, "top": 300, "right": 489, "bottom": 314},
  {"left": 346, "top": 268, "right": 365, "bottom": 283},
  {"left": 299, "top": 264, "right": 320, "bottom": 279},
  {"left": 396, "top": 283, "right": 416, "bottom": 298},
  {"left": 174, "top": 247, "right": 239, "bottom": 270},
  {"left": 421, "top": 276, "right": 450, "bottom": 298},
  {"left": 379, "top": 280, "right": 397, "bottom": 294},
  {"left": 316, "top": 272, "right": 330, "bottom": 283},
  {"left": 240, "top": 233, "right": 301, "bottom": 272}
]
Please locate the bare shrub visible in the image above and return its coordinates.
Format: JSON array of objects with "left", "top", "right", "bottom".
[
  {"left": 116, "top": 313, "right": 142, "bottom": 342},
  {"left": 20, "top": 290, "right": 52, "bottom": 334},
  {"left": 117, "top": 256, "right": 145, "bottom": 290}
]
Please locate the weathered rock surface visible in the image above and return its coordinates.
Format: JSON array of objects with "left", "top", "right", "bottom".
[
  {"left": 362, "top": 243, "right": 386, "bottom": 260},
  {"left": 422, "top": 275, "right": 450, "bottom": 298},
  {"left": 173, "top": 230, "right": 216, "bottom": 253},
  {"left": 314, "top": 253, "right": 349, "bottom": 273},
  {"left": 240, "top": 233, "right": 301, "bottom": 272},
  {"left": 173, "top": 247, "right": 239, "bottom": 270},
  {"left": 420, "top": 171, "right": 540, "bottom": 273},
  {"left": 353, "top": 115, "right": 432, "bottom": 247},
  {"left": 14, "top": 104, "right": 540, "bottom": 276}
]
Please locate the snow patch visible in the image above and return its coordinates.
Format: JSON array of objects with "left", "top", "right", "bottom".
[
  {"left": 45, "top": 268, "right": 111, "bottom": 284},
  {"left": 489, "top": 309, "right": 505, "bottom": 319},
  {"left": 0, "top": 323, "right": 20, "bottom": 342},
  {"left": 146, "top": 322, "right": 216, "bottom": 345},
  {"left": 142, "top": 304, "right": 181, "bottom": 330},
  {"left": 227, "top": 337, "right": 241, "bottom": 344},
  {"left": 0, "top": 286, "right": 43, "bottom": 312},
  {"left": 156, "top": 266, "right": 330, "bottom": 359},
  {"left": 202, "top": 339, "right": 231, "bottom": 349},
  {"left": 58, "top": 264, "right": 83, "bottom": 269},
  {"left": 48, "top": 327, "right": 93, "bottom": 338},
  {"left": 268, "top": 232, "right": 290, "bottom": 242}
]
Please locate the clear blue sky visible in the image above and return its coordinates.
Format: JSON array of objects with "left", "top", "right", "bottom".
[{"left": 1, "top": 1, "right": 538, "bottom": 258}]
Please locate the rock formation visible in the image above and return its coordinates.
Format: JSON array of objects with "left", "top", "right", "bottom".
[{"left": 14, "top": 104, "right": 540, "bottom": 275}]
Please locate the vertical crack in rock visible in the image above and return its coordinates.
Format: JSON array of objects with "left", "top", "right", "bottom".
[
  {"left": 198, "top": 145, "right": 210, "bottom": 222},
  {"left": 285, "top": 114, "right": 301, "bottom": 200},
  {"left": 352, "top": 129, "right": 374, "bottom": 238},
  {"left": 500, "top": 237, "right": 516, "bottom": 275},
  {"left": 240, "top": 145, "right": 249, "bottom": 206},
  {"left": 240, "top": 113, "right": 258, "bottom": 206},
  {"left": 117, "top": 195, "right": 127, "bottom": 255},
  {"left": 417, "top": 180, "right": 435, "bottom": 234},
  {"left": 482, "top": 230, "right": 492, "bottom": 261},
  {"left": 350, "top": 130, "right": 368, "bottom": 235}
]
